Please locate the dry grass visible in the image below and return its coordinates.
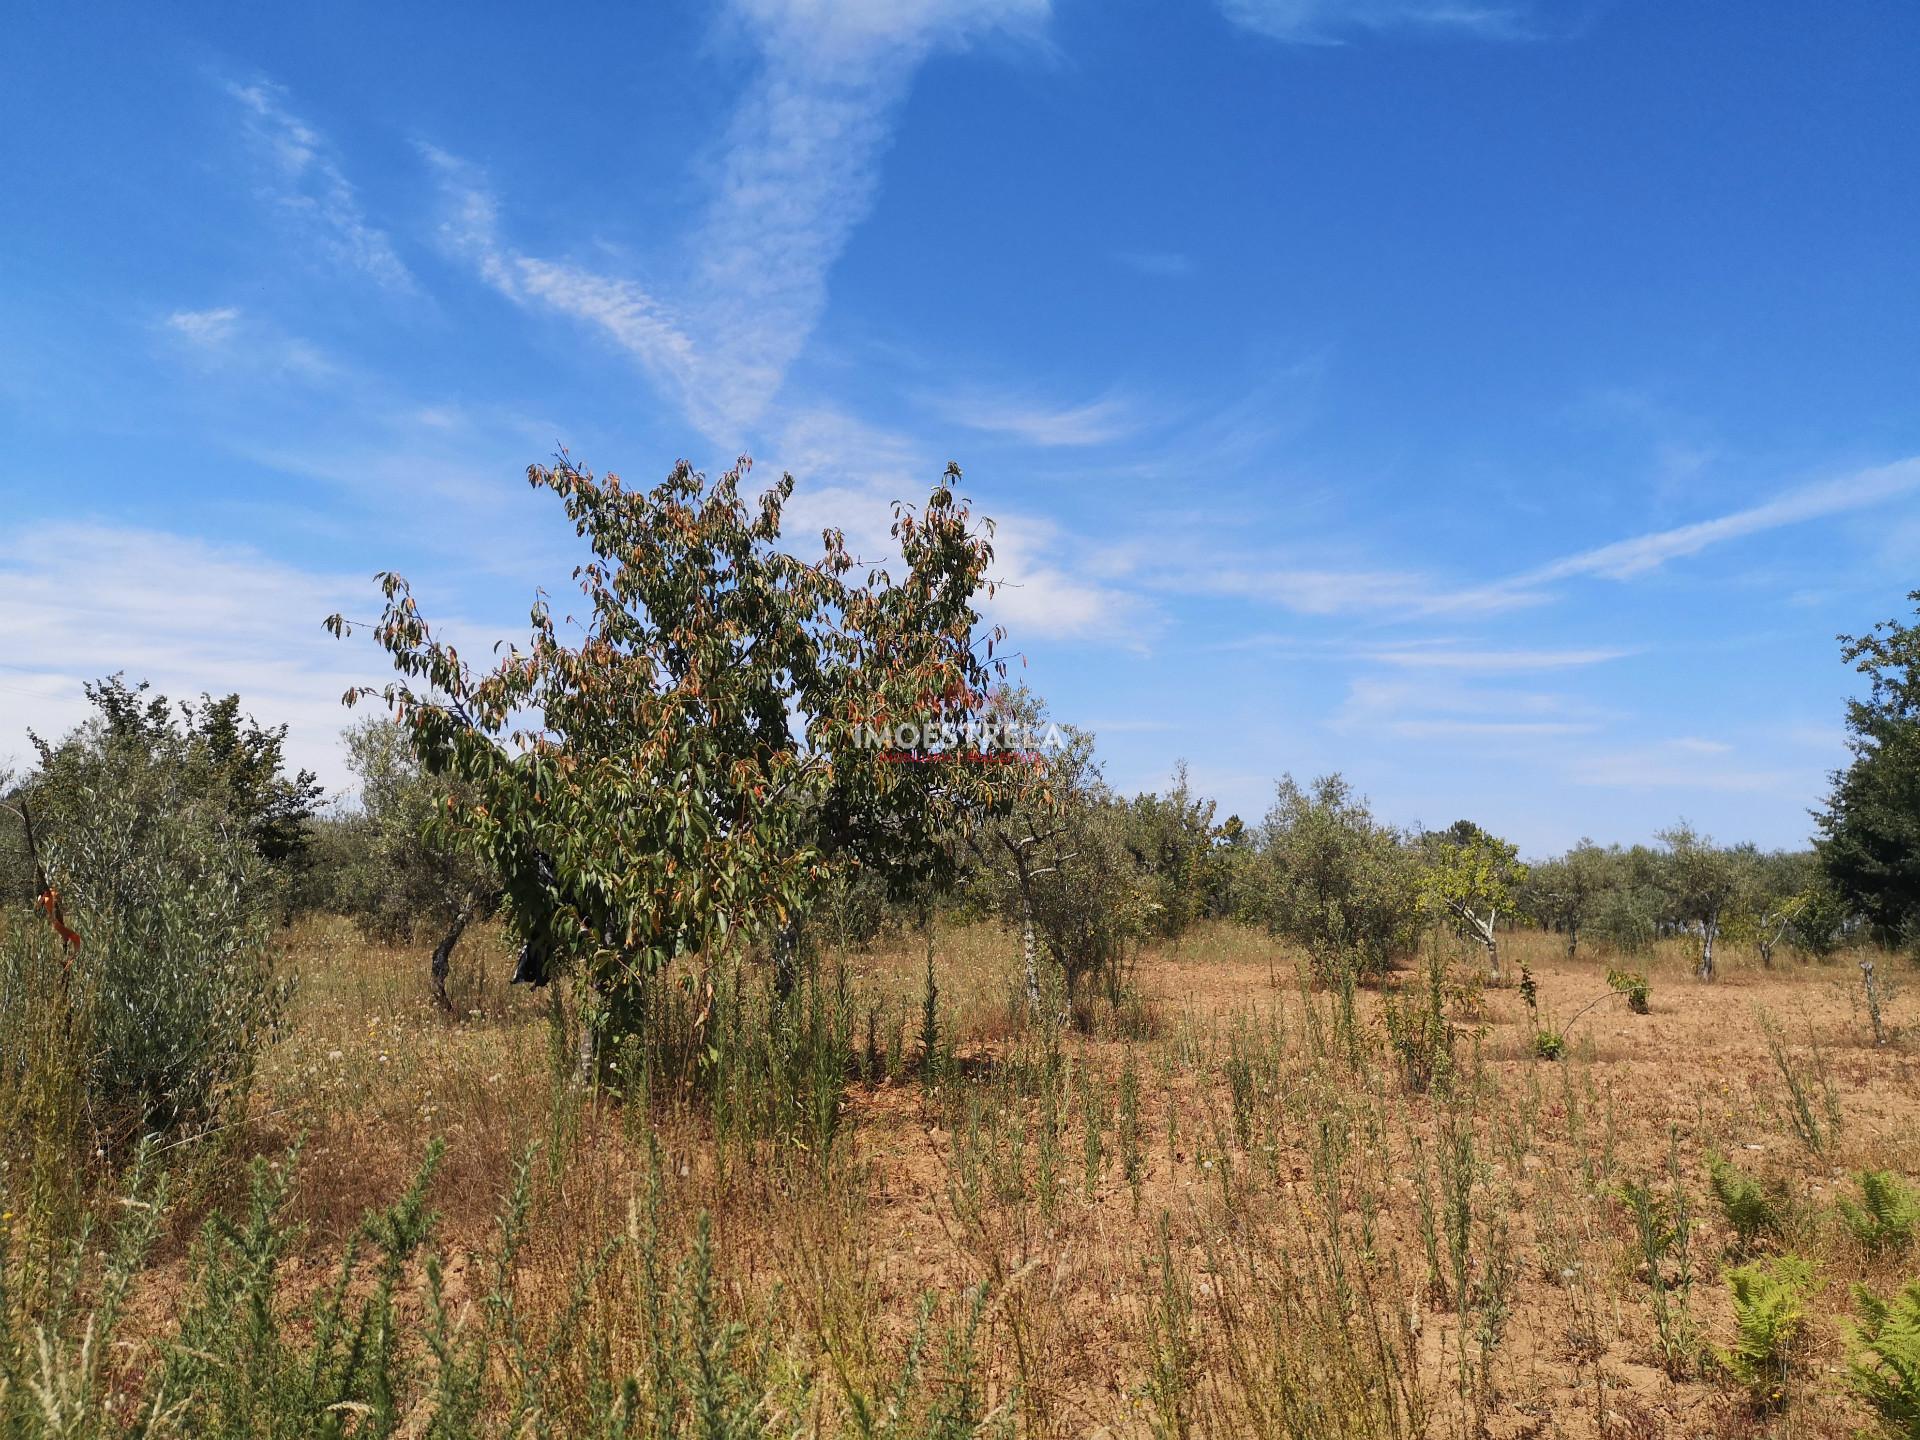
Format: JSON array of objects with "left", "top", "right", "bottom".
[{"left": 40, "top": 918, "right": 1920, "bottom": 1436}]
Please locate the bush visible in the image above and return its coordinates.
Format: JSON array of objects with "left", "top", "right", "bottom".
[
  {"left": 335, "top": 715, "right": 498, "bottom": 949},
  {"left": 1607, "top": 967, "right": 1651, "bottom": 1014},
  {"left": 1255, "top": 774, "right": 1422, "bottom": 983},
  {"left": 1841, "top": 1171, "right": 1920, "bottom": 1255},
  {"left": 8, "top": 716, "right": 286, "bottom": 1149},
  {"left": 1718, "top": 1256, "right": 1815, "bottom": 1408},
  {"left": 1848, "top": 1279, "right": 1920, "bottom": 1438}
]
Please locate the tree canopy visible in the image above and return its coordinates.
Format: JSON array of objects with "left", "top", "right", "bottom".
[
  {"left": 1818, "top": 589, "right": 1920, "bottom": 953},
  {"left": 330, "top": 455, "right": 1014, "bottom": 1063}
]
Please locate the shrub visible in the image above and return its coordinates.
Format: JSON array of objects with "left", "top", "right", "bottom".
[
  {"left": 1848, "top": 1279, "right": 1920, "bottom": 1438},
  {"left": 1718, "top": 1256, "right": 1815, "bottom": 1408},
  {"left": 1531, "top": 1028, "right": 1565, "bottom": 1060},
  {"left": 1607, "top": 967, "right": 1651, "bottom": 1014},
  {"left": 1840, "top": 1171, "right": 1920, "bottom": 1255},
  {"left": 1617, "top": 1138, "right": 1698, "bottom": 1378},
  {"left": 157, "top": 1142, "right": 447, "bottom": 1438},
  {"left": 335, "top": 714, "right": 498, "bottom": 949},
  {"left": 1255, "top": 774, "right": 1422, "bottom": 983},
  {"left": 5, "top": 731, "right": 287, "bottom": 1150}
]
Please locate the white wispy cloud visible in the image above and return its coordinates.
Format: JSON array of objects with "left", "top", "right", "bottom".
[
  {"left": 159, "top": 305, "right": 336, "bottom": 381},
  {"left": 1570, "top": 739, "right": 1797, "bottom": 794},
  {"left": 227, "top": 81, "right": 414, "bottom": 292},
  {"left": 1517, "top": 457, "right": 1920, "bottom": 585},
  {"left": 1364, "top": 645, "right": 1633, "bottom": 671},
  {"left": 1220, "top": 0, "right": 1538, "bottom": 43},
  {"left": 1189, "top": 455, "right": 1920, "bottom": 623},
  {"left": 0, "top": 521, "right": 542, "bottom": 796},
  {"left": 1192, "top": 564, "right": 1437, "bottom": 616},
  {"left": 1390, "top": 717, "right": 1597, "bottom": 738},
  {"left": 761, "top": 403, "right": 1150, "bottom": 644},
  {"left": 931, "top": 388, "right": 1138, "bottom": 447},
  {"left": 425, "top": 0, "right": 1047, "bottom": 443},
  {"left": 166, "top": 307, "right": 243, "bottom": 346},
  {"left": 1336, "top": 674, "right": 1600, "bottom": 740},
  {"left": 0, "top": 524, "right": 378, "bottom": 792}
]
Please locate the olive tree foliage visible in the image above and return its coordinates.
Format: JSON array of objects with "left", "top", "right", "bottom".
[
  {"left": 1586, "top": 844, "right": 1671, "bottom": 954},
  {"left": 1819, "top": 589, "right": 1920, "bottom": 954},
  {"left": 1785, "top": 879, "right": 1851, "bottom": 958},
  {"left": 1029, "top": 748, "right": 1154, "bottom": 1020},
  {"left": 4, "top": 679, "right": 292, "bottom": 1143},
  {"left": 329, "top": 455, "right": 1010, "bottom": 1072},
  {"left": 1520, "top": 839, "right": 1611, "bottom": 959},
  {"left": 1420, "top": 819, "right": 1527, "bottom": 982},
  {"left": 965, "top": 697, "right": 1150, "bottom": 1021},
  {"left": 338, "top": 715, "right": 502, "bottom": 1010},
  {"left": 1731, "top": 848, "right": 1819, "bottom": 968},
  {"left": 1120, "top": 762, "right": 1218, "bottom": 941},
  {"left": 1204, "top": 813, "right": 1259, "bottom": 921},
  {"left": 1653, "top": 821, "right": 1747, "bottom": 981},
  {"left": 4, "top": 677, "right": 322, "bottom": 904},
  {"left": 1254, "top": 774, "right": 1422, "bottom": 982}
]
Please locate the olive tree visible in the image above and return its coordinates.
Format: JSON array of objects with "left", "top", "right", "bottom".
[
  {"left": 330, "top": 455, "right": 1006, "bottom": 1076},
  {"left": 1121, "top": 762, "right": 1218, "bottom": 941},
  {"left": 1737, "top": 849, "right": 1818, "bottom": 969},
  {"left": 1654, "top": 821, "right": 1745, "bottom": 980},
  {"left": 966, "top": 700, "right": 1145, "bottom": 1021},
  {"left": 1522, "top": 839, "right": 1611, "bottom": 959},
  {"left": 7, "top": 680, "right": 291, "bottom": 1143},
  {"left": 1255, "top": 774, "right": 1421, "bottom": 982},
  {"left": 338, "top": 714, "right": 501, "bottom": 1011}
]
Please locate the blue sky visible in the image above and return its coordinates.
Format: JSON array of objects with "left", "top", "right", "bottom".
[{"left": 3, "top": 0, "right": 1917, "bottom": 854}]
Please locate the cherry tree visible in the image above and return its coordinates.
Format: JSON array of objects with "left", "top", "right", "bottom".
[{"left": 330, "top": 454, "right": 1009, "bottom": 1075}]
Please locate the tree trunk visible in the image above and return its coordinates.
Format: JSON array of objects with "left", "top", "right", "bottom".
[
  {"left": 429, "top": 899, "right": 477, "bottom": 1013},
  {"left": 575, "top": 981, "right": 597, "bottom": 1086},
  {"left": 1021, "top": 894, "right": 1040, "bottom": 1014},
  {"left": 1698, "top": 913, "right": 1717, "bottom": 981},
  {"left": 773, "top": 919, "right": 801, "bottom": 1005},
  {"left": 1485, "top": 931, "right": 1500, "bottom": 983},
  {"left": 1565, "top": 920, "right": 1578, "bottom": 961}
]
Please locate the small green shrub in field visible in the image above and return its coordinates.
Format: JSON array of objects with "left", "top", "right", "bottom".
[
  {"left": 1717, "top": 1255, "right": 1815, "bottom": 1408},
  {"left": 1841, "top": 1171, "right": 1920, "bottom": 1255},
  {"left": 1530, "top": 1028, "right": 1565, "bottom": 1060},
  {"left": 1848, "top": 1279, "right": 1920, "bottom": 1437},
  {"left": 1706, "top": 1151, "right": 1785, "bottom": 1254},
  {"left": 1606, "top": 968, "right": 1651, "bottom": 1014}
]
